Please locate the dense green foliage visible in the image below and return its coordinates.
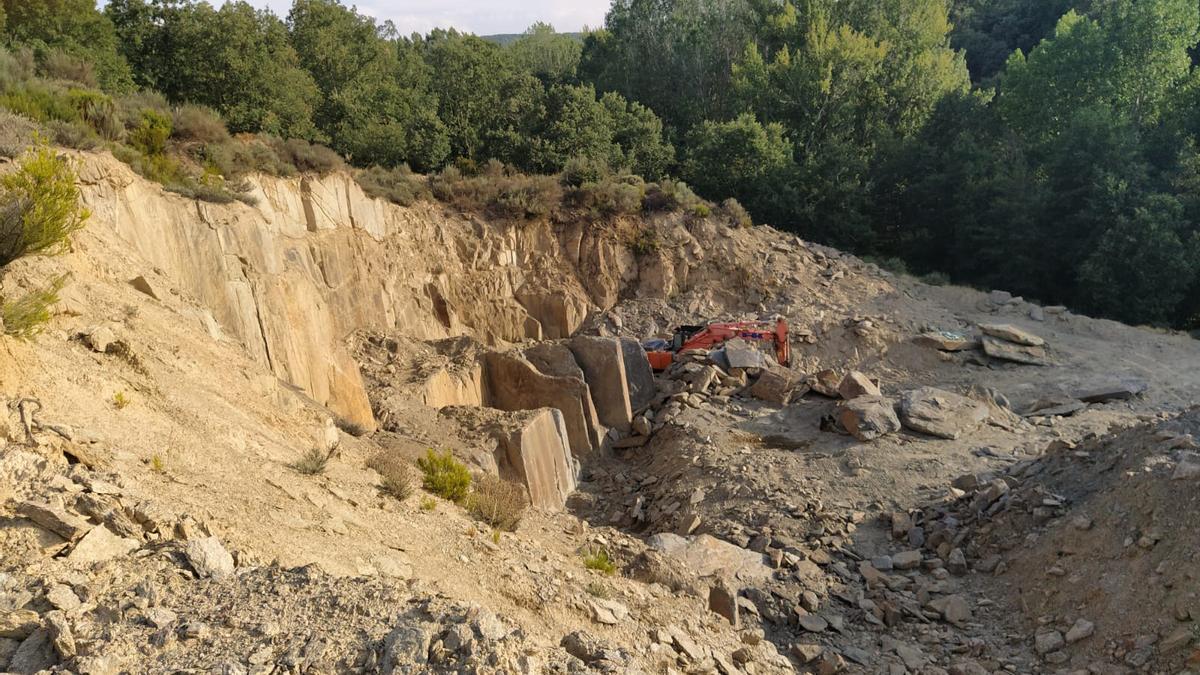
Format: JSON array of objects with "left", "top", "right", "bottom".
[{"left": 2, "top": 0, "right": 1199, "bottom": 328}]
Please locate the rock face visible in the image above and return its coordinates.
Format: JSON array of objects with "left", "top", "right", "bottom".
[
  {"left": 68, "top": 525, "right": 138, "bottom": 564},
  {"left": 77, "top": 155, "right": 708, "bottom": 436},
  {"left": 839, "top": 397, "right": 901, "bottom": 441},
  {"left": 568, "top": 336, "right": 633, "bottom": 432},
  {"left": 494, "top": 408, "right": 578, "bottom": 511},
  {"left": 484, "top": 352, "right": 603, "bottom": 457},
  {"left": 898, "top": 388, "right": 990, "bottom": 440}
]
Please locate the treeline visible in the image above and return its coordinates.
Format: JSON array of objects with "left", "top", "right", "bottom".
[{"left": 1, "top": 0, "right": 1198, "bottom": 329}]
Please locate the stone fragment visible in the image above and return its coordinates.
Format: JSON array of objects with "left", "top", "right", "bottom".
[
  {"left": 837, "top": 371, "right": 881, "bottom": 399},
  {"left": 569, "top": 336, "right": 633, "bottom": 432},
  {"left": 838, "top": 396, "right": 901, "bottom": 441},
  {"left": 981, "top": 336, "right": 1050, "bottom": 365},
  {"left": 17, "top": 501, "right": 93, "bottom": 541},
  {"left": 80, "top": 325, "right": 118, "bottom": 353},
  {"left": 1073, "top": 380, "right": 1148, "bottom": 403},
  {"left": 68, "top": 525, "right": 138, "bottom": 563},
  {"left": 747, "top": 365, "right": 798, "bottom": 405},
  {"left": 798, "top": 614, "right": 828, "bottom": 633},
  {"left": 0, "top": 610, "right": 40, "bottom": 639},
  {"left": 1065, "top": 618, "right": 1094, "bottom": 643},
  {"left": 947, "top": 548, "right": 968, "bottom": 575},
  {"left": 1173, "top": 453, "right": 1200, "bottom": 480},
  {"left": 588, "top": 599, "right": 628, "bottom": 625},
  {"left": 898, "top": 387, "right": 989, "bottom": 440},
  {"left": 809, "top": 370, "right": 841, "bottom": 398},
  {"left": 619, "top": 338, "right": 657, "bottom": 411},
  {"left": 979, "top": 323, "right": 1045, "bottom": 346},
  {"left": 129, "top": 275, "right": 164, "bottom": 300},
  {"left": 9, "top": 628, "right": 56, "bottom": 673},
  {"left": 1034, "top": 630, "right": 1065, "bottom": 654},
  {"left": 45, "top": 585, "right": 81, "bottom": 613},
  {"left": 184, "top": 536, "right": 235, "bottom": 579},
  {"left": 892, "top": 550, "right": 922, "bottom": 570},
  {"left": 913, "top": 331, "right": 976, "bottom": 352},
  {"left": 791, "top": 644, "right": 823, "bottom": 663}
]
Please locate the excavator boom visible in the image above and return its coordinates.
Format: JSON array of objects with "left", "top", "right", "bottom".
[{"left": 644, "top": 318, "right": 790, "bottom": 371}]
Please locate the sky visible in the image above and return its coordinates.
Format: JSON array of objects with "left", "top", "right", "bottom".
[{"left": 241, "top": 0, "right": 611, "bottom": 36}]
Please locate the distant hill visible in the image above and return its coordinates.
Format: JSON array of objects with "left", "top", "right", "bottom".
[{"left": 482, "top": 32, "right": 583, "bottom": 46}]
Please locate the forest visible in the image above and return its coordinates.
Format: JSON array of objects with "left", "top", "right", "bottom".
[{"left": 1, "top": 0, "right": 1198, "bottom": 329}]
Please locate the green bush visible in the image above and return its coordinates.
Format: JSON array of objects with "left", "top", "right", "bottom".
[
  {"left": 356, "top": 165, "right": 429, "bottom": 206},
  {"left": 289, "top": 447, "right": 329, "bottom": 475},
  {"left": 417, "top": 449, "right": 471, "bottom": 502},
  {"left": 0, "top": 111, "right": 41, "bottom": 159},
  {"left": 116, "top": 91, "right": 170, "bottom": 130},
  {"left": 128, "top": 109, "right": 172, "bottom": 157},
  {"left": 171, "top": 104, "right": 229, "bottom": 144},
  {"left": 466, "top": 475, "right": 528, "bottom": 532},
  {"left": 0, "top": 145, "right": 90, "bottom": 266},
  {"left": 1, "top": 274, "right": 67, "bottom": 339},
  {"left": 643, "top": 178, "right": 704, "bottom": 213},
  {"left": 569, "top": 177, "right": 643, "bottom": 217},
  {"left": 582, "top": 547, "right": 617, "bottom": 575},
  {"left": 67, "top": 89, "right": 121, "bottom": 140},
  {"left": 40, "top": 50, "right": 97, "bottom": 87},
  {"left": 562, "top": 156, "right": 609, "bottom": 188},
  {"left": 0, "top": 82, "right": 80, "bottom": 125},
  {"left": 626, "top": 228, "right": 659, "bottom": 256},
  {"left": 489, "top": 175, "right": 560, "bottom": 219},
  {"left": 269, "top": 137, "right": 343, "bottom": 174},
  {"left": 205, "top": 137, "right": 297, "bottom": 178}
]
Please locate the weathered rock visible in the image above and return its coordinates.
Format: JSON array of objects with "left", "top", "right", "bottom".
[
  {"left": 913, "top": 331, "right": 976, "bottom": 352},
  {"left": 8, "top": 628, "right": 57, "bottom": 673},
  {"left": 45, "top": 585, "right": 81, "bottom": 613},
  {"left": 569, "top": 336, "right": 633, "bottom": 432},
  {"left": 798, "top": 614, "right": 828, "bottom": 632},
  {"left": 932, "top": 595, "right": 971, "bottom": 625},
  {"left": 0, "top": 610, "right": 40, "bottom": 639},
  {"left": 708, "top": 580, "right": 739, "bottom": 627},
  {"left": 723, "top": 338, "right": 768, "bottom": 370},
  {"left": 618, "top": 338, "right": 656, "bottom": 411},
  {"left": 381, "top": 625, "right": 431, "bottom": 671},
  {"left": 747, "top": 365, "right": 799, "bottom": 405},
  {"left": 837, "top": 371, "right": 881, "bottom": 399},
  {"left": 1065, "top": 618, "right": 1094, "bottom": 643},
  {"left": 981, "top": 336, "right": 1050, "bottom": 365},
  {"left": 646, "top": 533, "right": 771, "bottom": 582},
  {"left": 898, "top": 387, "right": 989, "bottom": 440},
  {"left": 80, "top": 325, "right": 118, "bottom": 353},
  {"left": 892, "top": 550, "right": 922, "bottom": 570},
  {"left": 1034, "top": 630, "right": 1065, "bottom": 654},
  {"left": 838, "top": 396, "right": 901, "bottom": 441},
  {"left": 792, "top": 644, "right": 824, "bottom": 663},
  {"left": 588, "top": 599, "right": 628, "bottom": 625},
  {"left": 184, "top": 536, "right": 235, "bottom": 579},
  {"left": 1073, "top": 380, "right": 1148, "bottom": 403},
  {"left": 1173, "top": 453, "right": 1200, "bottom": 480},
  {"left": 45, "top": 611, "right": 74, "bottom": 658},
  {"left": 68, "top": 525, "right": 138, "bottom": 563},
  {"left": 809, "top": 370, "right": 841, "bottom": 398},
  {"left": 17, "top": 501, "right": 93, "bottom": 541},
  {"left": 979, "top": 323, "right": 1045, "bottom": 346},
  {"left": 946, "top": 548, "right": 968, "bottom": 575}
]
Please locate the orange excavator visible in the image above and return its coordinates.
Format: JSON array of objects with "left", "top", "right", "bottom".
[{"left": 644, "top": 318, "right": 790, "bottom": 371}]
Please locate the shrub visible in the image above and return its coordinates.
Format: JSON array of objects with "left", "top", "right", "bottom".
[
  {"left": 370, "top": 454, "right": 415, "bottom": 500},
  {"left": 290, "top": 447, "right": 329, "bottom": 476},
  {"left": 1, "top": 274, "right": 67, "bottom": 339},
  {"left": 920, "top": 271, "right": 951, "bottom": 286},
  {"left": 150, "top": 454, "right": 166, "bottom": 473},
  {"left": 355, "top": 165, "right": 429, "bottom": 206},
  {"left": 47, "top": 120, "right": 101, "bottom": 150},
  {"left": 116, "top": 91, "right": 170, "bottom": 130},
  {"left": 570, "top": 178, "right": 643, "bottom": 217},
  {"left": 417, "top": 449, "right": 471, "bottom": 502},
  {"left": 0, "top": 47, "right": 35, "bottom": 90},
  {"left": 419, "top": 496, "right": 437, "bottom": 511},
  {"left": 582, "top": 547, "right": 617, "bottom": 575},
  {"left": 489, "top": 175, "right": 560, "bottom": 219},
  {"left": 0, "top": 82, "right": 79, "bottom": 124},
  {"left": 626, "top": 228, "right": 659, "bottom": 256},
  {"left": 561, "top": 156, "right": 609, "bottom": 188},
  {"left": 269, "top": 137, "right": 343, "bottom": 174},
  {"left": 40, "top": 50, "right": 97, "bottom": 87},
  {"left": 205, "top": 137, "right": 296, "bottom": 178},
  {"left": 334, "top": 415, "right": 369, "bottom": 437},
  {"left": 720, "top": 198, "right": 752, "bottom": 228},
  {"left": 0, "top": 145, "right": 90, "bottom": 266},
  {"left": 67, "top": 90, "right": 121, "bottom": 140},
  {"left": 466, "top": 474, "right": 528, "bottom": 532},
  {"left": 0, "top": 111, "right": 41, "bottom": 159},
  {"left": 643, "top": 179, "right": 703, "bottom": 213},
  {"left": 171, "top": 104, "right": 229, "bottom": 144},
  {"left": 113, "top": 392, "right": 131, "bottom": 409},
  {"left": 128, "top": 109, "right": 172, "bottom": 157}
]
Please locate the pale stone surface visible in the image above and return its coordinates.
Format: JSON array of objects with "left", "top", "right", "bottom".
[{"left": 568, "top": 336, "right": 633, "bottom": 432}]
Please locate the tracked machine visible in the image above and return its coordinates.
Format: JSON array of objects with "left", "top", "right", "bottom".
[{"left": 643, "top": 318, "right": 791, "bottom": 371}]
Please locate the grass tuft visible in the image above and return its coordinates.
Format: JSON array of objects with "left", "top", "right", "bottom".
[
  {"left": 1, "top": 274, "right": 68, "bottom": 339},
  {"left": 289, "top": 446, "right": 329, "bottom": 476},
  {"left": 370, "top": 454, "right": 415, "bottom": 501},
  {"left": 582, "top": 547, "right": 617, "bottom": 575},
  {"left": 466, "top": 474, "right": 528, "bottom": 532}
]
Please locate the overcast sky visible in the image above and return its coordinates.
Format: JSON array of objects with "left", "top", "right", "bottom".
[{"left": 241, "top": 0, "right": 611, "bottom": 35}]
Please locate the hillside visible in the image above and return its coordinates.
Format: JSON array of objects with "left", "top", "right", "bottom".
[{"left": 1, "top": 148, "right": 1198, "bottom": 673}]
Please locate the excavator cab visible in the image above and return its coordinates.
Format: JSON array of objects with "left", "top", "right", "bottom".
[{"left": 643, "top": 318, "right": 791, "bottom": 372}]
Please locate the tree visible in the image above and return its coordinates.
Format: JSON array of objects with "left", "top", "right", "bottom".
[
  {"left": 601, "top": 93, "right": 674, "bottom": 178},
  {"left": 2, "top": 0, "right": 133, "bottom": 91},
  {"left": 508, "top": 23, "right": 582, "bottom": 83},
  {"left": 682, "top": 113, "right": 797, "bottom": 223}
]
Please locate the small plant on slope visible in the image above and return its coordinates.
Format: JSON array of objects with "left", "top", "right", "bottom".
[
  {"left": 416, "top": 449, "right": 471, "bottom": 502},
  {"left": 582, "top": 547, "right": 617, "bottom": 575},
  {"left": 0, "top": 143, "right": 90, "bottom": 266},
  {"left": 290, "top": 447, "right": 329, "bottom": 476},
  {"left": 1, "top": 274, "right": 67, "bottom": 338},
  {"left": 467, "top": 474, "right": 528, "bottom": 532}
]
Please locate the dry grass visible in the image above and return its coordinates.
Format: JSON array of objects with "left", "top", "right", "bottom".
[
  {"left": 289, "top": 447, "right": 330, "bottom": 476},
  {"left": 466, "top": 474, "right": 528, "bottom": 532},
  {"left": 370, "top": 454, "right": 416, "bottom": 501},
  {"left": 1, "top": 274, "right": 67, "bottom": 339}
]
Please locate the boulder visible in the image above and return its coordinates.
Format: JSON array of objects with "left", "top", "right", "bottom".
[
  {"left": 17, "top": 501, "right": 93, "bottom": 541},
  {"left": 1073, "top": 380, "right": 1148, "bottom": 403},
  {"left": 723, "top": 338, "right": 768, "bottom": 370},
  {"left": 646, "top": 533, "right": 771, "bottom": 582},
  {"left": 838, "top": 397, "right": 901, "bottom": 441},
  {"left": 747, "top": 365, "right": 799, "bottom": 405},
  {"left": 808, "top": 370, "right": 841, "bottom": 398},
  {"left": 484, "top": 351, "right": 604, "bottom": 457},
  {"left": 898, "top": 387, "right": 989, "bottom": 440},
  {"left": 978, "top": 323, "right": 1045, "bottom": 346},
  {"left": 619, "top": 338, "right": 657, "bottom": 411},
  {"left": 837, "top": 371, "right": 880, "bottom": 399},
  {"left": 568, "top": 336, "right": 633, "bottom": 432},
  {"left": 981, "top": 336, "right": 1050, "bottom": 365},
  {"left": 494, "top": 408, "right": 578, "bottom": 511},
  {"left": 708, "top": 579, "right": 739, "bottom": 627},
  {"left": 184, "top": 536, "right": 235, "bottom": 579}
]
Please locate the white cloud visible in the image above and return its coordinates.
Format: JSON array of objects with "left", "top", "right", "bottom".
[{"left": 242, "top": 0, "right": 609, "bottom": 35}]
